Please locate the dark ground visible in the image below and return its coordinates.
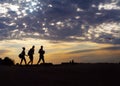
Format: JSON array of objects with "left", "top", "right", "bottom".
[{"left": 0, "top": 63, "right": 120, "bottom": 86}]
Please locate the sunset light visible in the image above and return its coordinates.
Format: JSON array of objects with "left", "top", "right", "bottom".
[{"left": 0, "top": 0, "right": 119, "bottom": 64}]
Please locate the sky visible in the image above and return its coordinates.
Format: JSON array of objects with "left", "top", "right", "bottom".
[{"left": 0, "top": 0, "right": 120, "bottom": 64}]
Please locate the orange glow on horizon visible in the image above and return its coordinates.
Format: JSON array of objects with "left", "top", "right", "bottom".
[{"left": 0, "top": 39, "right": 119, "bottom": 64}]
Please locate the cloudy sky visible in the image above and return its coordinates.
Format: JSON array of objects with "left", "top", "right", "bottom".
[{"left": 0, "top": 0, "right": 120, "bottom": 64}]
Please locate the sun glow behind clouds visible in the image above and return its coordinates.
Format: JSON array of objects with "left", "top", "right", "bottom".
[
  {"left": 0, "top": 0, "right": 47, "bottom": 40},
  {"left": 0, "top": 38, "right": 114, "bottom": 64},
  {"left": 85, "top": 22, "right": 120, "bottom": 43},
  {"left": 0, "top": 0, "right": 119, "bottom": 44},
  {"left": 0, "top": 0, "right": 43, "bottom": 18},
  {"left": 0, "top": 0, "right": 120, "bottom": 64}
]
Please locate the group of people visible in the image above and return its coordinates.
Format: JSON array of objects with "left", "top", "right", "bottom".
[{"left": 19, "top": 45, "right": 45, "bottom": 65}]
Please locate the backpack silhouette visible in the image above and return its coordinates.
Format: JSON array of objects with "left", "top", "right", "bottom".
[
  {"left": 18, "top": 53, "right": 22, "bottom": 58},
  {"left": 28, "top": 49, "right": 32, "bottom": 55}
]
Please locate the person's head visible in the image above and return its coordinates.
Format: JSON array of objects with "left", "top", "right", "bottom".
[
  {"left": 41, "top": 46, "right": 43, "bottom": 49},
  {"left": 22, "top": 47, "right": 25, "bottom": 50},
  {"left": 32, "top": 45, "right": 35, "bottom": 49}
]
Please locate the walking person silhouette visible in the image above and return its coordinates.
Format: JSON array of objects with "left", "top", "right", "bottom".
[
  {"left": 37, "top": 46, "right": 45, "bottom": 64},
  {"left": 19, "top": 47, "right": 27, "bottom": 65},
  {"left": 28, "top": 45, "right": 35, "bottom": 65}
]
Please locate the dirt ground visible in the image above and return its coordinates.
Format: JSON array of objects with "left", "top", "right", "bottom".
[{"left": 0, "top": 63, "right": 120, "bottom": 86}]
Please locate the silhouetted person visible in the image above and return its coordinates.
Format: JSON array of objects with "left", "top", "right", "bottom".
[
  {"left": 37, "top": 46, "right": 45, "bottom": 64},
  {"left": 28, "top": 45, "right": 35, "bottom": 65},
  {"left": 19, "top": 47, "right": 27, "bottom": 65}
]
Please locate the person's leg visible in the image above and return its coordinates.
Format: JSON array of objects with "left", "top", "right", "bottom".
[
  {"left": 23, "top": 58, "right": 27, "bottom": 65},
  {"left": 31, "top": 55, "right": 33, "bottom": 65},
  {"left": 42, "top": 57, "right": 45, "bottom": 63},
  {"left": 28, "top": 56, "right": 31, "bottom": 64},
  {"left": 37, "top": 57, "right": 42, "bottom": 64},
  {"left": 37, "top": 58, "right": 40, "bottom": 64},
  {"left": 20, "top": 58, "right": 23, "bottom": 65}
]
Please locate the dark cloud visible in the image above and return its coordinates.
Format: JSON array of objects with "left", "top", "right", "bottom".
[{"left": 0, "top": 0, "right": 120, "bottom": 44}]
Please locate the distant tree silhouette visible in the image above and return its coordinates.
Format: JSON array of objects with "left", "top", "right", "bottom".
[{"left": 2, "top": 57, "right": 14, "bottom": 65}]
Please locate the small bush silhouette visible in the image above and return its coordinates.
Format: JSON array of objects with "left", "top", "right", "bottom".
[{"left": 0, "top": 57, "right": 14, "bottom": 65}]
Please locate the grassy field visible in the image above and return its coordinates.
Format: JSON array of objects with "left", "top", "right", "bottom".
[{"left": 0, "top": 63, "right": 120, "bottom": 86}]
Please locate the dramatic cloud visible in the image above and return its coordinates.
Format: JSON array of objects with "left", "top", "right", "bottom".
[{"left": 0, "top": 0, "right": 120, "bottom": 44}]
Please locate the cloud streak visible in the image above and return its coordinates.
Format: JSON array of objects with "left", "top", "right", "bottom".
[
  {"left": 68, "top": 45, "right": 120, "bottom": 54},
  {"left": 0, "top": 50, "right": 11, "bottom": 56}
]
